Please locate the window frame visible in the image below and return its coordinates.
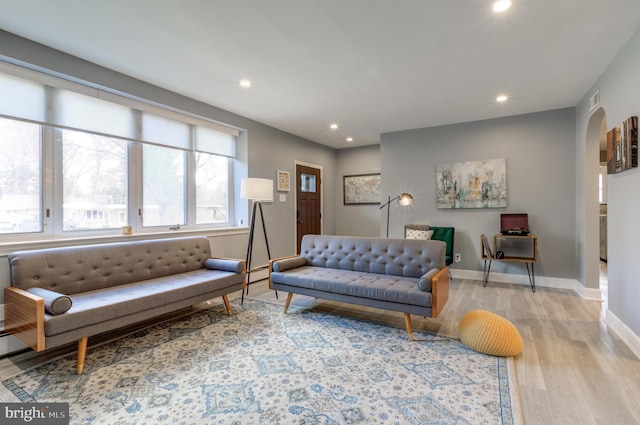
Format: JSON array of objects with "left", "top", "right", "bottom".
[{"left": 0, "top": 71, "right": 237, "bottom": 241}]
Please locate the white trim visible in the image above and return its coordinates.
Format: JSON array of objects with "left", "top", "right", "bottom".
[
  {"left": 580, "top": 287, "right": 603, "bottom": 301},
  {"left": 606, "top": 309, "right": 640, "bottom": 360},
  {"left": 293, "top": 160, "right": 324, "bottom": 250},
  {"left": 0, "top": 304, "right": 4, "bottom": 325},
  {"left": 0, "top": 227, "right": 248, "bottom": 257},
  {"left": 451, "top": 268, "right": 589, "bottom": 296},
  {"left": 247, "top": 268, "right": 269, "bottom": 285}
]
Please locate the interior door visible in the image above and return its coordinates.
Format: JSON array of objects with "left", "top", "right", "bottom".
[{"left": 296, "top": 164, "right": 321, "bottom": 253}]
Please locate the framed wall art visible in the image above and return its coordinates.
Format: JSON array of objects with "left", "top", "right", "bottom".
[
  {"left": 343, "top": 173, "right": 380, "bottom": 205},
  {"left": 606, "top": 116, "right": 638, "bottom": 174},
  {"left": 436, "top": 158, "right": 507, "bottom": 209},
  {"left": 277, "top": 170, "right": 290, "bottom": 192}
]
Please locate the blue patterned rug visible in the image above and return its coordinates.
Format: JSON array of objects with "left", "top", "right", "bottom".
[{"left": 1, "top": 298, "right": 521, "bottom": 424}]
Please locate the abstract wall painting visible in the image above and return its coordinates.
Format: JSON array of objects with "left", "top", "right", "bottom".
[
  {"left": 436, "top": 158, "right": 507, "bottom": 209},
  {"left": 607, "top": 116, "right": 638, "bottom": 174}
]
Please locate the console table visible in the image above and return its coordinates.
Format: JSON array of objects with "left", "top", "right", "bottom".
[{"left": 481, "top": 234, "right": 537, "bottom": 292}]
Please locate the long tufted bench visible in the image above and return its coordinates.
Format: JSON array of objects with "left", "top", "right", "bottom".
[
  {"left": 269, "top": 235, "right": 449, "bottom": 340},
  {"left": 4, "top": 236, "right": 245, "bottom": 373}
]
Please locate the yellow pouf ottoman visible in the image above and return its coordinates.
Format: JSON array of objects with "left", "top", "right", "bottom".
[{"left": 458, "top": 310, "right": 522, "bottom": 357}]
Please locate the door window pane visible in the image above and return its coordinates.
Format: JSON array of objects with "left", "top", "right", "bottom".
[
  {"left": 195, "top": 152, "right": 228, "bottom": 224},
  {"left": 143, "top": 144, "right": 185, "bottom": 226},
  {"left": 62, "top": 129, "right": 127, "bottom": 230},
  {"left": 300, "top": 173, "right": 316, "bottom": 193},
  {"left": 0, "top": 117, "right": 42, "bottom": 233}
]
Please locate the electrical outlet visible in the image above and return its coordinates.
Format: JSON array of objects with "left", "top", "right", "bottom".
[{"left": 455, "top": 253, "right": 462, "bottom": 263}]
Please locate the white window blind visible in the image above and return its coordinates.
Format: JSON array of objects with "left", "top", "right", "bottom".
[
  {"left": 195, "top": 126, "right": 236, "bottom": 157},
  {"left": 0, "top": 63, "right": 239, "bottom": 157},
  {"left": 0, "top": 73, "right": 45, "bottom": 122},
  {"left": 142, "top": 113, "right": 190, "bottom": 149},
  {"left": 54, "top": 90, "right": 135, "bottom": 138}
]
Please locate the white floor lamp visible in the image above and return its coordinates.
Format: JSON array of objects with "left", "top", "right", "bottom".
[
  {"left": 379, "top": 192, "right": 414, "bottom": 238},
  {"left": 241, "top": 178, "right": 277, "bottom": 303}
]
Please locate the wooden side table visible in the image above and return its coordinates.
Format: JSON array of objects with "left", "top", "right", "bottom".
[{"left": 481, "top": 234, "right": 537, "bottom": 292}]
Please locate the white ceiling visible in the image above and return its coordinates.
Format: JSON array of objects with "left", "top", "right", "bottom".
[{"left": 1, "top": 0, "right": 639, "bottom": 149}]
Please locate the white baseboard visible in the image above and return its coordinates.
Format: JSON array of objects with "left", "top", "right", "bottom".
[
  {"left": 606, "top": 309, "right": 640, "bottom": 360},
  {"left": 247, "top": 268, "right": 269, "bottom": 285},
  {"left": 450, "top": 268, "right": 588, "bottom": 296}
]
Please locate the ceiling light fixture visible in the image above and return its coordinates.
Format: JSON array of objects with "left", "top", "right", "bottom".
[
  {"left": 492, "top": 0, "right": 512, "bottom": 13},
  {"left": 330, "top": 123, "right": 338, "bottom": 130},
  {"left": 346, "top": 137, "right": 353, "bottom": 142},
  {"left": 496, "top": 94, "right": 508, "bottom": 102},
  {"left": 239, "top": 79, "right": 251, "bottom": 88}
]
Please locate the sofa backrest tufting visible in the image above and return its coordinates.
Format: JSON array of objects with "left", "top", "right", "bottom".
[
  {"left": 299, "top": 234, "right": 445, "bottom": 278},
  {"left": 9, "top": 236, "right": 211, "bottom": 294}
]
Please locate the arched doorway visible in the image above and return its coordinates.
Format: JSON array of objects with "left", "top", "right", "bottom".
[{"left": 585, "top": 107, "right": 607, "bottom": 302}]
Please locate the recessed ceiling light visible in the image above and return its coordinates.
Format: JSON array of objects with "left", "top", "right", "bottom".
[
  {"left": 493, "top": 0, "right": 512, "bottom": 13},
  {"left": 346, "top": 137, "right": 353, "bottom": 142},
  {"left": 496, "top": 94, "right": 508, "bottom": 102},
  {"left": 330, "top": 123, "right": 338, "bottom": 130},
  {"left": 239, "top": 79, "right": 251, "bottom": 88}
]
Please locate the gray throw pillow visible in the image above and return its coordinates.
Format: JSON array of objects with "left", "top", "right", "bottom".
[
  {"left": 204, "top": 258, "right": 245, "bottom": 273},
  {"left": 26, "top": 287, "right": 73, "bottom": 315},
  {"left": 416, "top": 268, "right": 440, "bottom": 292},
  {"left": 272, "top": 256, "right": 307, "bottom": 272}
]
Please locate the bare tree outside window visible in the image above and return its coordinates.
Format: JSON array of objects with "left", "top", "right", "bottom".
[
  {"left": 195, "top": 152, "right": 228, "bottom": 224},
  {"left": 0, "top": 117, "right": 42, "bottom": 233},
  {"left": 143, "top": 144, "right": 185, "bottom": 227},
  {"left": 62, "top": 129, "right": 127, "bottom": 230}
]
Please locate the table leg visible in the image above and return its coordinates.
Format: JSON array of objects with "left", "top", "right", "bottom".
[
  {"left": 526, "top": 262, "right": 536, "bottom": 292},
  {"left": 482, "top": 259, "right": 492, "bottom": 287}
]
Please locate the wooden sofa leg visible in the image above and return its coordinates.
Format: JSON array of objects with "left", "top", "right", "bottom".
[
  {"left": 222, "top": 295, "right": 232, "bottom": 316},
  {"left": 77, "top": 337, "right": 88, "bottom": 374},
  {"left": 404, "top": 313, "right": 415, "bottom": 341},
  {"left": 283, "top": 293, "right": 293, "bottom": 313}
]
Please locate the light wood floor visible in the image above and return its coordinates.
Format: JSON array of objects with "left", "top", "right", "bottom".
[{"left": 2, "top": 276, "right": 639, "bottom": 424}]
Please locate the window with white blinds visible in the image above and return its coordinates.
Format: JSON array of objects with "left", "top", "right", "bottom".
[{"left": 0, "top": 63, "right": 238, "bottom": 236}]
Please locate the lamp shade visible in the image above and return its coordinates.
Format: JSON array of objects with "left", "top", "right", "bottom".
[
  {"left": 397, "top": 193, "right": 413, "bottom": 206},
  {"left": 240, "top": 178, "right": 273, "bottom": 202}
]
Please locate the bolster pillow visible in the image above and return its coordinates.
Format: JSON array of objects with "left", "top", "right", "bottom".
[
  {"left": 26, "top": 287, "right": 73, "bottom": 315},
  {"left": 205, "top": 258, "right": 245, "bottom": 274},
  {"left": 417, "top": 268, "right": 440, "bottom": 292},
  {"left": 272, "top": 256, "right": 307, "bottom": 272}
]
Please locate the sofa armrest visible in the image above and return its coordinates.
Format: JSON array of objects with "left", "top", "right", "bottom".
[
  {"left": 4, "top": 287, "right": 46, "bottom": 352},
  {"left": 204, "top": 257, "right": 246, "bottom": 274},
  {"left": 431, "top": 267, "right": 450, "bottom": 318}
]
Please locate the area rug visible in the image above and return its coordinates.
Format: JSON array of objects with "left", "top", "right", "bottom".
[{"left": 1, "top": 298, "right": 522, "bottom": 424}]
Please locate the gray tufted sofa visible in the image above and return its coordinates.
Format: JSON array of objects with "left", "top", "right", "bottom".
[
  {"left": 4, "top": 236, "right": 245, "bottom": 373},
  {"left": 269, "top": 235, "right": 449, "bottom": 340}
]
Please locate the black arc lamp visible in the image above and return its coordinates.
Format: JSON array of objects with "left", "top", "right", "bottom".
[{"left": 379, "top": 192, "right": 414, "bottom": 238}]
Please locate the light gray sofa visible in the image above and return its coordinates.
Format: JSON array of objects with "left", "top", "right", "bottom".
[
  {"left": 4, "top": 236, "right": 245, "bottom": 374},
  {"left": 269, "top": 235, "right": 449, "bottom": 340}
]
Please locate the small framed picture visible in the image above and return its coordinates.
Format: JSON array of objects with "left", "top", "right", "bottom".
[{"left": 277, "top": 170, "right": 290, "bottom": 192}]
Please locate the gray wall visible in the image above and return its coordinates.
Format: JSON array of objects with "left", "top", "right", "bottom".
[
  {"left": 240, "top": 121, "right": 337, "bottom": 263},
  {"left": 380, "top": 108, "right": 577, "bottom": 278},
  {"left": 576, "top": 27, "right": 640, "bottom": 339},
  {"left": 335, "top": 145, "right": 381, "bottom": 236}
]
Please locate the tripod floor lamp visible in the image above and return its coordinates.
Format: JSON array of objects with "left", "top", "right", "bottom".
[
  {"left": 241, "top": 178, "right": 278, "bottom": 303},
  {"left": 379, "top": 192, "right": 414, "bottom": 238}
]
